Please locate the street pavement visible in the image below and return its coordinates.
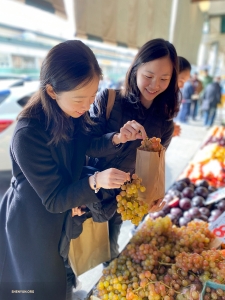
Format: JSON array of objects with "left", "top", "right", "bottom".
[{"left": 0, "top": 116, "right": 222, "bottom": 300}]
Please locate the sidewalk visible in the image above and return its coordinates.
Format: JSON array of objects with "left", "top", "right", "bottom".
[{"left": 73, "top": 117, "right": 219, "bottom": 300}]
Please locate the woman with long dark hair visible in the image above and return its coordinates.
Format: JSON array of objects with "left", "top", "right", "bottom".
[
  {"left": 87, "top": 38, "right": 180, "bottom": 263},
  {"left": 0, "top": 40, "right": 130, "bottom": 300}
]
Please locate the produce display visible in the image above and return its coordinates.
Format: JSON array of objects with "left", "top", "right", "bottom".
[
  {"left": 93, "top": 126, "right": 225, "bottom": 300},
  {"left": 95, "top": 217, "right": 224, "bottom": 300},
  {"left": 181, "top": 126, "right": 225, "bottom": 188},
  {"left": 149, "top": 178, "right": 225, "bottom": 227},
  {"left": 116, "top": 174, "right": 148, "bottom": 226}
]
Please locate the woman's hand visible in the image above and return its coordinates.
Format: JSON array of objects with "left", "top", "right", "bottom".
[
  {"left": 173, "top": 122, "right": 181, "bottom": 137},
  {"left": 89, "top": 168, "right": 130, "bottom": 190},
  {"left": 112, "top": 120, "right": 147, "bottom": 144},
  {"left": 71, "top": 206, "right": 86, "bottom": 217}
]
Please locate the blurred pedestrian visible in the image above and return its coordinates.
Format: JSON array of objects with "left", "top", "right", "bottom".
[
  {"left": 191, "top": 72, "right": 203, "bottom": 120},
  {"left": 202, "top": 69, "right": 213, "bottom": 90},
  {"left": 177, "top": 57, "right": 194, "bottom": 123},
  {"left": 201, "top": 76, "right": 222, "bottom": 127}
]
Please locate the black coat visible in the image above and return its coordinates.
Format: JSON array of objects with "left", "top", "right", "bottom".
[
  {"left": 0, "top": 117, "right": 102, "bottom": 300},
  {"left": 87, "top": 89, "right": 174, "bottom": 173}
]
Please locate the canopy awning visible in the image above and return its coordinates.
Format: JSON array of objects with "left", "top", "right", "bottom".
[
  {"left": 12, "top": 0, "right": 67, "bottom": 19},
  {"left": 73, "top": 0, "right": 172, "bottom": 49}
]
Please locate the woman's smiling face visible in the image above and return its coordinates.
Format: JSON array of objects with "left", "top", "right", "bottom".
[
  {"left": 136, "top": 56, "right": 173, "bottom": 109},
  {"left": 47, "top": 76, "right": 99, "bottom": 118}
]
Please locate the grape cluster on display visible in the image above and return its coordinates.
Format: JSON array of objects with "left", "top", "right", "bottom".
[{"left": 95, "top": 217, "right": 224, "bottom": 299}]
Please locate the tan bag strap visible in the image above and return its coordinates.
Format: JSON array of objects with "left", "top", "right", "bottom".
[{"left": 106, "top": 89, "right": 116, "bottom": 120}]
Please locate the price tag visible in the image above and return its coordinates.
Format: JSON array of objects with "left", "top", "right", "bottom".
[
  {"left": 209, "top": 211, "right": 225, "bottom": 243},
  {"left": 205, "top": 187, "right": 225, "bottom": 205}
]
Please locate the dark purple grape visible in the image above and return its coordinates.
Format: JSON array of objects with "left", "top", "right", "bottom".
[
  {"left": 194, "top": 186, "right": 209, "bottom": 199},
  {"left": 170, "top": 207, "right": 183, "bottom": 218},
  {"left": 179, "top": 198, "right": 192, "bottom": 210},
  {"left": 189, "top": 183, "right": 196, "bottom": 191},
  {"left": 152, "top": 211, "right": 165, "bottom": 219},
  {"left": 183, "top": 211, "right": 192, "bottom": 221},
  {"left": 217, "top": 199, "right": 225, "bottom": 211},
  {"left": 208, "top": 186, "right": 217, "bottom": 193},
  {"left": 162, "top": 203, "right": 171, "bottom": 214},
  {"left": 210, "top": 209, "right": 222, "bottom": 218},
  {"left": 179, "top": 217, "right": 190, "bottom": 227},
  {"left": 164, "top": 194, "right": 173, "bottom": 202},
  {"left": 182, "top": 187, "right": 195, "bottom": 199},
  {"left": 167, "top": 213, "right": 176, "bottom": 221},
  {"left": 175, "top": 181, "right": 188, "bottom": 192},
  {"left": 191, "top": 196, "right": 205, "bottom": 207},
  {"left": 198, "top": 214, "right": 208, "bottom": 222},
  {"left": 180, "top": 177, "right": 191, "bottom": 185},
  {"left": 171, "top": 190, "right": 182, "bottom": 199},
  {"left": 199, "top": 207, "right": 210, "bottom": 217},
  {"left": 195, "top": 179, "right": 209, "bottom": 189},
  {"left": 189, "top": 207, "right": 200, "bottom": 218}
]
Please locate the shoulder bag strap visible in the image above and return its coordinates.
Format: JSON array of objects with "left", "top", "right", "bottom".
[{"left": 106, "top": 89, "right": 116, "bottom": 120}]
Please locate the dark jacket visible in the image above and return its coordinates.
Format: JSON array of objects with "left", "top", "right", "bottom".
[
  {"left": 202, "top": 82, "right": 222, "bottom": 110},
  {"left": 0, "top": 116, "right": 102, "bottom": 300},
  {"left": 87, "top": 89, "right": 174, "bottom": 173},
  {"left": 182, "top": 80, "right": 194, "bottom": 103}
]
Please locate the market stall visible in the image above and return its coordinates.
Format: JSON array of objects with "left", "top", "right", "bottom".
[{"left": 90, "top": 125, "right": 225, "bottom": 300}]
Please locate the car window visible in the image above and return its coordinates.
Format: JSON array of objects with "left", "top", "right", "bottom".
[{"left": 17, "top": 94, "right": 34, "bottom": 107}]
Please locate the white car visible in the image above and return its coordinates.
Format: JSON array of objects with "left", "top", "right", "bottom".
[{"left": 0, "top": 81, "right": 40, "bottom": 171}]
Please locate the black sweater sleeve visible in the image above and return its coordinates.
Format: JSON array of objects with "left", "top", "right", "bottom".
[
  {"left": 161, "top": 120, "right": 174, "bottom": 150},
  {"left": 87, "top": 89, "right": 123, "bottom": 158},
  {"left": 12, "top": 126, "right": 101, "bottom": 213}
]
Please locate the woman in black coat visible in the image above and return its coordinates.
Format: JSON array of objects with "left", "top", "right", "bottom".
[
  {"left": 0, "top": 40, "right": 130, "bottom": 300},
  {"left": 87, "top": 38, "right": 180, "bottom": 261}
]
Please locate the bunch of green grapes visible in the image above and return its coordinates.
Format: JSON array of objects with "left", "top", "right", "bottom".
[{"left": 116, "top": 174, "right": 148, "bottom": 226}]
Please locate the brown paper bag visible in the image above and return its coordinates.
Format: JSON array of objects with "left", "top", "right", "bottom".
[
  {"left": 135, "top": 148, "right": 165, "bottom": 207},
  {"left": 68, "top": 218, "right": 110, "bottom": 276}
]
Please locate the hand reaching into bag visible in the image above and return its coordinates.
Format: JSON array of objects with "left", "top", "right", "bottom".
[
  {"left": 112, "top": 120, "right": 147, "bottom": 145},
  {"left": 89, "top": 168, "right": 130, "bottom": 190}
]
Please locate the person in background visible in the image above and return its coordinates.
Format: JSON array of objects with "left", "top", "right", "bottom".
[
  {"left": 176, "top": 57, "right": 193, "bottom": 123},
  {"left": 173, "top": 56, "right": 192, "bottom": 134},
  {"left": 0, "top": 40, "right": 130, "bottom": 300},
  {"left": 191, "top": 72, "right": 203, "bottom": 120},
  {"left": 87, "top": 38, "right": 180, "bottom": 264},
  {"left": 202, "top": 69, "right": 213, "bottom": 90},
  {"left": 201, "top": 76, "right": 222, "bottom": 128}
]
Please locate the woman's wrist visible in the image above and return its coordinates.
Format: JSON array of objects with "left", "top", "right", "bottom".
[
  {"left": 112, "top": 133, "right": 121, "bottom": 145},
  {"left": 89, "top": 173, "right": 100, "bottom": 193},
  {"left": 89, "top": 175, "right": 95, "bottom": 190}
]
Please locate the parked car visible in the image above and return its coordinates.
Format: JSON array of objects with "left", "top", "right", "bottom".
[{"left": 0, "top": 81, "right": 40, "bottom": 171}]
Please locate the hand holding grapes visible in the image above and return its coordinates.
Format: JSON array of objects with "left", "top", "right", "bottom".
[
  {"left": 112, "top": 120, "right": 147, "bottom": 145},
  {"left": 89, "top": 168, "right": 130, "bottom": 190}
]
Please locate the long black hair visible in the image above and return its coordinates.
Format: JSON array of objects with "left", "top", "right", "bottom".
[
  {"left": 178, "top": 56, "right": 191, "bottom": 73},
  {"left": 18, "top": 40, "right": 102, "bottom": 145},
  {"left": 121, "top": 38, "right": 179, "bottom": 119}
]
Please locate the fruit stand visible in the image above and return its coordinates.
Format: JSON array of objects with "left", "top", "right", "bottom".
[{"left": 91, "top": 126, "right": 225, "bottom": 300}]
